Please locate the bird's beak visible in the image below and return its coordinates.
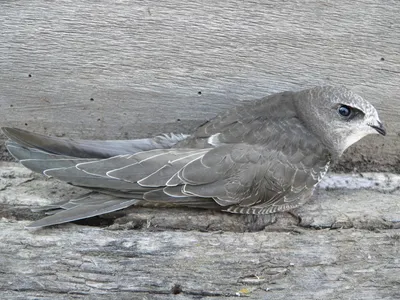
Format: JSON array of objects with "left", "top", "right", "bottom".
[{"left": 370, "top": 121, "right": 386, "bottom": 136}]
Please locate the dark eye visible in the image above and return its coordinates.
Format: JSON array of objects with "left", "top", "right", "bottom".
[{"left": 338, "top": 105, "right": 352, "bottom": 117}]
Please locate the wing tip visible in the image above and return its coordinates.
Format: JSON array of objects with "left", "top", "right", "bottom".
[
  {"left": 1, "top": 126, "right": 13, "bottom": 135},
  {"left": 2, "top": 127, "right": 26, "bottom": 140}
]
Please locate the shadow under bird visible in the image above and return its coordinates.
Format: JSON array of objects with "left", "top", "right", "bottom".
[{"left": 2, "top": 86, "right": 386, "bottom": 228}]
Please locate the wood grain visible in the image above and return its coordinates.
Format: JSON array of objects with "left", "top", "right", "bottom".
[
  {"left": 1, "top": 221, "right": 399, "bottom": 300},
  {"left": 0, "top": 162, "right": 400, "bottom": 299}
]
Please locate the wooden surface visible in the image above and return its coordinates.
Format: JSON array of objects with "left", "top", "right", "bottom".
[
  {"left": 0, "top": 0, "right": 399, "bottom": 170},
  {"left": 0, "top": 162, "right": 400, "bottom": 299},
  {"left": 1, "top": 1, "right": 400, "bottom": 299}
]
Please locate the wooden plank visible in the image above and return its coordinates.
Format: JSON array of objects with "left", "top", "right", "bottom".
[
  {"left": 0, "top": 162, "right": 400, "bottom": 299},
  {"left": 0, "top": 0, "right": 399, "bottom": 170}
]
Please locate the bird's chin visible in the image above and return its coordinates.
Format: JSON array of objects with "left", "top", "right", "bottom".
[{"left": 342, "top": 131, "right": 371, "bottom": 151}]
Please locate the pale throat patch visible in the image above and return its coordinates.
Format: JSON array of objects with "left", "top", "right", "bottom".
[
  {"left": 342, "top": 130, "right": 370, "bottom": 151},
  {"left": 208, "top": 133, "right": 221, "bottom": 146}
]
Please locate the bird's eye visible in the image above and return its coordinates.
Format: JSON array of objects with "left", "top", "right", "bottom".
[{"left": 338, "top": 105, "right": 352, "bottom": 117}]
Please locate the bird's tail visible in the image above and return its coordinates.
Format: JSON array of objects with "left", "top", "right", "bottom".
[{"left": 25, "top": 192, "right": 140, "bottom": 229}]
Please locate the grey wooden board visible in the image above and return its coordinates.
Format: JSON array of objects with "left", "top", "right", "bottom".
[
  {"left": 0, "top": 0, "right": 399, "bottom": 171},
  {"left": 0, "top": 162, "right": 400, "bottom": 299},
  {"left": 1, "top": 224, "right": 399, "bottom": 300}
]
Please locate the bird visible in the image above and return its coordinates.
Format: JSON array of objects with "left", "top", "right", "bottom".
[{"left": 2, "top": 86, "right": 386, "bottom": 228}]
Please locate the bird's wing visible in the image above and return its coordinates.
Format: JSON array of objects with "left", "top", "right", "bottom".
[
  {"left": 2, "top": 127, "right": 188, "bottom": 158},
  {"left": 7, "top": 140, "right": 221, "bottom": 227}
]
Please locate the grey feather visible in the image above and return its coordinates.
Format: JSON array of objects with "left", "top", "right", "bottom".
[
  {"left": 138, "top": 150, "right": 209, "bottom": 187},
  {"left": 26, "top": 195, "right": 139, "bottom": 229},
  {"left": 21, "top": 158, "right": 95, "bottom": 174},
  {"left": 6, "top": 142, "right": 71, "bottom": 161},
  {"left": 44, "top": 166, "right": 147, "bottom": 191},
  {"left": 3, "top": 127, "right": 188, "bottom": 158},
  {"left": 2, "top": 86, "right": 385, "bottom": 228}
]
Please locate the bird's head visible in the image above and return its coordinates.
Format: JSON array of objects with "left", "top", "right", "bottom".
[{"left": 295, "top": 86, "right": 386, "bottom": 158}]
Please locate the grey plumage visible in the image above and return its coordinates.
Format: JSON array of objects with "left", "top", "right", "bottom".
[{"left": 2, "top": 86, "right": 386, "bottom": 228}]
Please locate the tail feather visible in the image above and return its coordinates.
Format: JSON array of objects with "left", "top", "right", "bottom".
[{"left": 26, "top": 192, "right": 140, "bottom": 229}]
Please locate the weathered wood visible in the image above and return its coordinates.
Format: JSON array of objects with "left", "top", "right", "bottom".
[
  {"left": 0, "top": 0, "right": 399, "bottom": 171},
  {"left": 1, "top": 1, "right": 400, "bottom": 299},
  {"left": 0, "top": 162, "right": 400, "bottom": 299},
  {"left": 1, "top": 221, "right": 399, "bottom": 300}
]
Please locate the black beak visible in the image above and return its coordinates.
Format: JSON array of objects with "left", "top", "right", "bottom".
[{"left": 370, "top": 121, "right": 386, "bottom": 136}]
